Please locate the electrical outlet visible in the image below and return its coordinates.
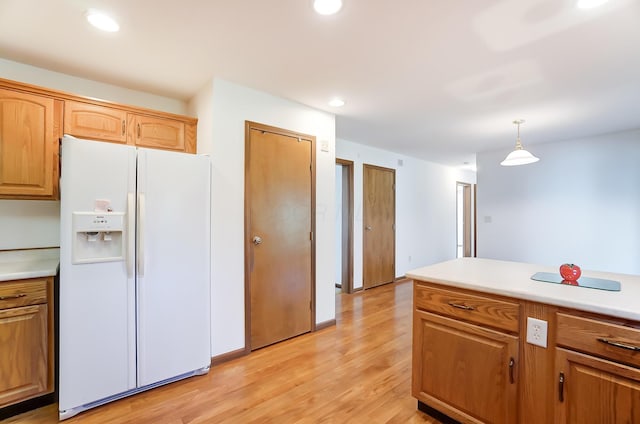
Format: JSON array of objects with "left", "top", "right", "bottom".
[{"left": 526, "top": 317, "right": 548, "bottom": 348}]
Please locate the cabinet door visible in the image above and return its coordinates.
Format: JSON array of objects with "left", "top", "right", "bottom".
[
  {"left": 413, "top": 310, "right": 519, "bottom": 424},
  {"left": 0, "top": 88, "right": 60, "bottom": 199},
  {"left": 64, "top": 100, "right": 127, "bottom": 144},
  {"left": 0, "top": 304, "right": 48, "bottom": 407},
  {"left": 128, "top": 114, "right": 185, "bottom": 151},
  {"left": 555, "top": 348, "right": 640, "bottom": 424}
]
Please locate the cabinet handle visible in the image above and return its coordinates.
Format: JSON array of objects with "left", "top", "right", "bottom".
[
  {"left": 597, "top": 338, "right": 640, "bottom": 351},
  {"left": 137, "top": 123, "right": 141, "bottom": 138},
  {"left": 122, "top": 120, "right": 126, "bottom": 136},
  {"left": 448, "top": 302, "right": 474, "bottom": 311},
  {"left": 558, "top": 372, "right": 565, "bottom": 402},
  {"left": 509, "top": 357, "right": 515, "bottom": 384},
  {"left": 0, "top": 293, "right": 27, "bottom": 301}
]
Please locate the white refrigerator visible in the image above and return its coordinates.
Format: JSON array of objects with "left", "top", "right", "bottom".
[{"left": 58, "top": 136, "right": 211, "bottom": 420}]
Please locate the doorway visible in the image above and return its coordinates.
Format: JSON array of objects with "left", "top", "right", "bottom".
[
  {"left": 362, "top": 164, "right": 396, "bottom": 289},
  {"left": 244, "top": 121, "right": 315, "bottom": 350},
  {"left": 335, "top": 159, "right": 354, "bottom": 294},
  {"left": 456, "top": 182, "right": 475, "bottom": 258}
]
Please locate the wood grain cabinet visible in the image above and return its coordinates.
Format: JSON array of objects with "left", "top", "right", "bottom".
[
  {"left": 0, "top": 88, "right": 62, "bottom": 200},
  {"left": 0, "top": 78, "right": 198, "bottom": 199},
  {"left": 412, "top": 283, "right": 520, "bottom": 424},
  {"left": 412, "top": 280, "right": 640, "bottom": 424},
  {"left": 555, "top": 312, "right": 640, "bottom": 424},
  {"left": 64, "top": 100, "right": 196, "bottom": 153},
  {"left": 0, "top": 277, "right": 54, "bottom": 408},
  {"left": 63, "top": 100, "right": 127, "bottom": 144},
  {"left": 128, "top": 113, "right": 187, "bottom": 151}
]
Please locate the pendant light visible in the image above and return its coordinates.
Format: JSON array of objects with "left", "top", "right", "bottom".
[{"left": 500, "top": 119, "right": 540, "bottom": 166}]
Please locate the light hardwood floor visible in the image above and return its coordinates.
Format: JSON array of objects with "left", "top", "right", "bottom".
[{"left": 4, "top": 280, "right": 441, "bottom": 423}]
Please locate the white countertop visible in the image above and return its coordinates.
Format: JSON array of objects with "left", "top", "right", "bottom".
[
  {"left": 406, "top": 258, "right": 640, "bottom": 322},
  {"left": 0, "top": 248, "right": 59, "bottom": 281}
]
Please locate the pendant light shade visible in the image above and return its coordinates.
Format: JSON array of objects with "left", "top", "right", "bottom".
[{"left": 500, "top": 119, "right": 539, "bottom": 166}]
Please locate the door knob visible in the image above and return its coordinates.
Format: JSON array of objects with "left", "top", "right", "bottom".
[
  {"left": 365, "top": 226, "right": 372, "bottom": 231},
  {"left": 253, "top": 236, "right": 263, "bottom": 245}
]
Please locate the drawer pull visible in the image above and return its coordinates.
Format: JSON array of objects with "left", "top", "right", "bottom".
[
  {"left": 448, "top": 302, "right": 474, "bottom": 311},
  {"left": 597, "top": 338, "right": 640, "bottom": 352},
  {"left": 0, "top": 293, "right": 27, "bottom": 301},
  {"left": 509, "top": 357, "right": 515, "bottom": 384},
  {"left": 559, "top": 372, "right": 565, "bottom": 402}
]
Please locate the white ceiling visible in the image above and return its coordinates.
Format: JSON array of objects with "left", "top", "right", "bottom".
[{"left": 1, "top": 0, "right": 639, "bottom": 166}]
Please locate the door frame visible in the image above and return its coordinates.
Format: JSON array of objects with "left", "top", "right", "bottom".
[
  {"left": 243, "top": 121, "right": 316, "bottom": 352},
  {"left": 362, "top": 163, "right": 396, "bottom": 289},
  {"left": 456, "top": 181, "right": 476, "bottom": 258},
  {"left": 336, "top": 158, "right": 354, "bottom": 294}
]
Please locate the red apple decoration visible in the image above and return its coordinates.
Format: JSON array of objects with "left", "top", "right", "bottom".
[{"left": 560, "top": 263, "right": 581, "bottom": 281}]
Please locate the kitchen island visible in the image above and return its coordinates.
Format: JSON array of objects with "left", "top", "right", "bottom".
[
  {"left": 0, "top": 248, "right": 58, "bottom": 419},
  {"left": 407, "top": 258, "right": 640, "bottom": 424}
]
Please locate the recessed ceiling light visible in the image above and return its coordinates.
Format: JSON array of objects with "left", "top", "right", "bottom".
[
  {"left": 329, "top": 98, "right": 345, "bottom": 107},
  {"left": 86, "top": 10, "right": 120, "bottom": 32},
  {"left": 314, "top": 0, "right": 343, "bottom": 15},
  {"left": 576, "top": 0, "right": 609, "bottom": 9}
]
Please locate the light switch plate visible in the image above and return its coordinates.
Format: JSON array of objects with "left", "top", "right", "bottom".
[{"left": 526, "top": 317, "right": 548, "bottom": 348}]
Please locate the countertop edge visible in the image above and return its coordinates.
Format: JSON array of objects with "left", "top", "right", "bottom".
[{"left": 406, "top": 259, "right": 640, "bottom": 322}]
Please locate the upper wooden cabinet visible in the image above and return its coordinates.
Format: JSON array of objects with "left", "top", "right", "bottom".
[
  {"left": 65, "top": 100, "right": 197, "bottom": 153},
  {"left": 128, "top": 113, "right": 186, "bottom": 151},
  {"left": 0, "top": 88, "right": 62, "bottom": 200},
  {"left": 64, "top": 100, "right": 127, "bottom": 144},
  {"left": 0, "top": 78, "right": 198, "bottom": 200}
]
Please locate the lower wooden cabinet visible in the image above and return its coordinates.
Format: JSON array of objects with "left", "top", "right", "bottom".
[
  {"left": 0, "top": 277, "right": 53, "bottom": 408},
  {"left": 413, "top": 280, "right": 640, "bottom": 424},
  {"left": 0, "top": 304, "right": 48, "bottom": 406},
  {"left": 555, "top": 347, "right": 640, "bottom": 424},
  {"left": 413, "top": 310, "right": 519, "bottom": 424}
]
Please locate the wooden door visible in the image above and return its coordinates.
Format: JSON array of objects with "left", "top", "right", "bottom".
[
  {"left": 363, "top": 164, "right": 395, "bottom": 289},
  {"left": 0, "top": 88, "right": 61, "bottom": 199},
  {"left": 64, "top": 100, "right": 127, "bottom": 144},
  {"left": 413, "top": 310, "right": 519, "bottom": 424},
  {"left": 246, "top": 122, "right": 314, "bottom": 350},
  {"left": 555, "top": 347, "right": 640, "bottom": 424},
  {"left": 0, "top": 304, "right": 48, "bottom": 407}
]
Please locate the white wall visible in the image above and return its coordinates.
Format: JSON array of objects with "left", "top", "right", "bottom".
[
  {"left": 189, "top": 78, "right": 336, "bottom": 357},
  {"left": 0, "top": 58, "right": 187, "bottom": 114},
  {"left": 477, "top": 129, "right": 640, "bottom": 275},
  {"left": 336, "top": 139, "right": 476, "bottom": 289},
  {"left": 0, "top": 58, "right": 189, "bottom": 250}
]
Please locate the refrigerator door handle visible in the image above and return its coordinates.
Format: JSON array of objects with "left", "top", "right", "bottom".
[
  {"left": 127, "top": 193, "right": 135, "bottom": 278},
  {"left": 137, "top": 192, "right": 146, "bottom": 277}
]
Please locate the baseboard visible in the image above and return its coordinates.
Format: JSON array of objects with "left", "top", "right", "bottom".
[
  {"left": 395, "top": 275, "right": 410, "bottom": 283},
  {"left": 417, "top": 401, "right": 460, "bottom": 424},
  {"left": 0, "top": 393, "right": 54, "bottom": 421},
  {"left": 210, "top": 347, "right": 247, "bottom": 366},
  {"left": 315, "top": 319, "right": 336, "bottom": 331}
]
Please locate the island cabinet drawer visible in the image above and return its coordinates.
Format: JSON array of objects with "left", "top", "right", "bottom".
[
  {"left": 556, "top": 312, "right": 640, "bottom": 368},
  {"left": 414, "top": 283, "right": 520, "bottom": 333},
  {"left": 0, "top": 278, "right": 48, "bottom": 310}
]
